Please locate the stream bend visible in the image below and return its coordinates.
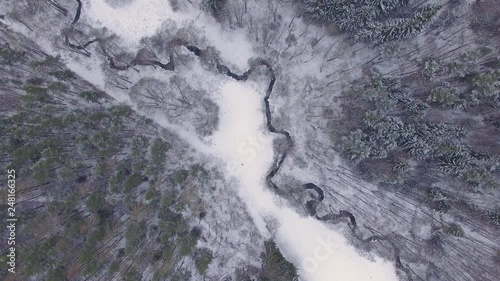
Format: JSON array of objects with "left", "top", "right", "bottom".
[{"left": 64, "top": 3, "right": 413, "bottom": 278}]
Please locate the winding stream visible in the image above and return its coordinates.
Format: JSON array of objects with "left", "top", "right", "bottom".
[
  {"left": 199, "top": 54, "right": 404, "bottom": 280},
  {"left": 62, "top": 1, "right": 406, "bottom": 280},
  {"left": 212, "top": 58, "right": 412, "bottom": 281}
]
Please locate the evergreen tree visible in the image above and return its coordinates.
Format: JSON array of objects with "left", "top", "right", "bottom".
[
  {"left": 428, "top": 83, "right": 463, "bottom": 109},
  {"left": 304, "top": 0, "right": 439, "bottom": 43},
  {"left": 360, "top": 5, "right": 440, "bottom": 44},
  {"left": 340, "top": 129, "right": 371, "bottom": 161},
  {"left": 193, "top": 248, "right": 213, "bottom": 275},
  {"left": 446, "top": 223, "right": 464, "bottom": 237},
  {"left": 0, "top": 47, "right": 25, "bottom": 64},
  {"left": 392, "top": 160, "right": 412, "bottom": 175},
  {"left": 407, "top": 137, "right": 433, "bottom": 160},
  {"left": 436, "top": 144, "right": 472, "bottom": 175},
  {"left": 423, "top": 59, "right": 441, "bottom": 81},
  {"left": 463, "top": 167, "right": 494, "bottom": 189},
  {"left": 86, "top": 190, "right": 105, "bottom": 213},
  {"left": 469, "top": 69, "right": 500, "bottom": 98},
  {"left": 400, "top": 98, "right": 430, "bottom": 119},
  {"left": 369, "top": 116, "right": 404, "bottom": 158},
  {"left": 363, "top": 109, "right": 384, "bottom": 128},
  {"left": 259, "top": 240, "right": 299, "bottom": 281}
]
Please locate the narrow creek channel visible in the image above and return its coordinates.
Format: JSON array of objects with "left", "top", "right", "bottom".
[
  {"left": 207, "top": 65, "right": 399, "bottom": 281},
  {"left": 60, "top": 1, "right": 407, "bottom": 279}
]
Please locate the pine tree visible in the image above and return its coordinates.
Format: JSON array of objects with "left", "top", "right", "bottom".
[
  {"left": 305, "top": 0, "right": 347, "bottom": 23},
  {"left": 407, "top": 137, "right": 433, "bottom": 160},
  {"left": 392, "top": 160, "right": 412, "bottom": 175},
  {"left": 86, "top": 190, "right": 105, "bottom": 213},
  {"left": 423, "top": 59, "right": 441, "bottom": 81},
  {"left": 428, "top": 83, "right": 463, "bottom": 109},
  {"left": 375, "top": 94, "right": 399, "bottom": 113},
  {"left": 469, "top": 69, "right": 500, "bottom": 98},
  {"left": 463, "top": 167, "right": 494, "bottom": 189},
  {"left": 0, "top": 47, "right": 25, "bottom": 64},
  {"left": 260, "top": 240, "right": 299, "bottom": 281},
  {"left": 79, "top": 91, "right": 104, "bottom": 103},
  {"left": 436, "top": 144, "right": 472, "bottom": 175},
  {"left": 305, "top": 0, "right": 420, "bottom": 42},
  {"left": 340, "top": 129, "right": 371, "bottom": 161},
  {"left": 400, "top": 98, "right": 430, "bottom": 119},
  {"left": 360, "top": 5, "right": 440, "bottom": 44},
  {"left": 446, "top": 223, "right": 464, "bottom": 237},
  {"left": 363, "top": 109, "right": 383, "bottom": 128},
  {"left": 370, "top": 116, "right": 403, "bottom": 154},
  {"left": 193, "top": 248, "right": 213, "bottom": 275}
]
